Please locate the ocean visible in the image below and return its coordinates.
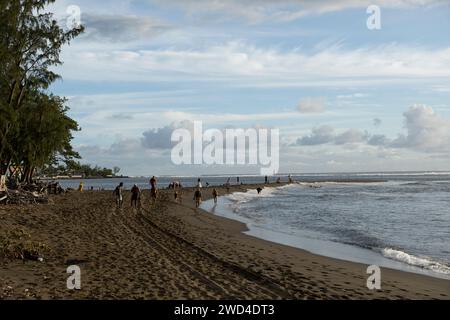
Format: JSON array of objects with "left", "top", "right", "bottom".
[
  {"left": 201, "top": 172, "right": 450, "bottom": 280},
  {"left": 56, "top": 172, "right": 450, "bottom": 279}
]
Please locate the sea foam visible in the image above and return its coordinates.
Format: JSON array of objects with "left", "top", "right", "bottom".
[{"left": 382, "top": 248, "right": 450, "bottom": 275}]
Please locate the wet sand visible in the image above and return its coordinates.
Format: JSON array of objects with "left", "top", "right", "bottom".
[{"left": 0, "top": 183, "right": 449, "bottom": 299}]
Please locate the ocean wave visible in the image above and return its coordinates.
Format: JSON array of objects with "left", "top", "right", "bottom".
[
  {"left": 382, "top": 248, "right": 450, "bottom": 275},
  {"left": 401, "top": 182, "right": 431, "bottom": 186},
  {"left": 226, "top": 187, "right": 278, "bottom": 203}
]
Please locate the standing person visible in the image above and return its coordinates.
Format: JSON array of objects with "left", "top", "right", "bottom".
[
  {"left": 237, "top": 176, "right": 240, "bottom": 184},
  {"left": 212, "top": 188, "right": 219, "bottom": 204},
  {"left": 78, "top": 181, "right": 84, "bottom": 192},
  {"left": 150, "top": 187, "right": 158, "bottom": 204},
  {"left": 288, "top": 174, "right": 293, "bottom": 183},
  {"left": 113, "top": 182, "right": 124, "bottom": 208},
  {"left": 197, "top": 178, "right": 202, "bottom": 189},
  {"left": 130, "top": 184, "right": 141, "bottom": 208},
  {"left": 173, "top": 183, "right": 181, "bottom": 203},
  {"left": 150, "top": 176, "right": 158, "bottom": 204},
  {"left": 150, "top": 176, "right": 157, "bottom": 189},
  {"left": 193, "top": 188, "right": 203, "bottom": 208},
  {"left": 265, "top": 176, "right": 268, "bottom": 184}
]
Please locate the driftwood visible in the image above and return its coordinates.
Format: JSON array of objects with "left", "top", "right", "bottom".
[{"left": 0, "top": 182, "right": 49, "bottom": 205}]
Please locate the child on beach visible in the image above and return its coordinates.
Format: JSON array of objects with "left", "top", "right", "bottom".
[
  {"left": 130, "top": 184, "right": 141, "bottom": 208},
  {"left": 174, "top": 189, "right": 183, "bottom": 203},
  {"left": 212, "top": 188, "right": 218, "bottom": 204},
  {"left": 113, "top": 182, "right": 124, "bottom": 208},
  {"left": 194, "top": 189, "right": 203, "bottom": 208}
]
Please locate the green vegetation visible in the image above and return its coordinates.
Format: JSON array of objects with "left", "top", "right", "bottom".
[
  {"left": 0, "top": 0, "right": 84, "bottom": 184},
  {"left": 0, "top": 227, "right": 51, "bottom": 261},
  {"left": 41, "top": 162, "right": 121, "bottom": 178}
]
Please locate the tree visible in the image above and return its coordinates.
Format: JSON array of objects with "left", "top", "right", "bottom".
[
  {"left": 113, "top": 167, "right": 121, "bottom": 176},
  {"left": 0, "top": 0, "right": 84, "bottom": 181},
  {"left": 12, "top": 91, "right": 80, "bottom": 183}
]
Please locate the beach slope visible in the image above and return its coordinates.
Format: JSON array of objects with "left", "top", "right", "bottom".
[{"left": 1, "top": 185, "right": 449, "bottom": 299}]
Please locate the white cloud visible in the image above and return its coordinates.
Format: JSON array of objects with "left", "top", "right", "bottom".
[
  {"left": 80, "top": 14, "right": 172, "bottom": 42},
  {"left": 397, "top": 104, "right": 449, "bottom": 150},
  {"left": 60, "top": 42, "right": 450, "bottom": 87},
  {"left": 296, "top": 105, "right": 450, "bottom": 151},
  {"left": 297, "top": 97, "right": 326, "bottom": 113},
  {"left": 335, "top": 129, "right": 368, "bottom": 145},
  {"left": 296, "top": 125, "right": 335, "bottom": 145},
  {"left": 141, "top": 121, "right": 194, "bottom": 149},
  {"left": 151, "top": 0, "right": 447, "bottom": 24}
]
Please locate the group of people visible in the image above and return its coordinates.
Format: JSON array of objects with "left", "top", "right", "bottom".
[
  {"left": 113, "top": 182, "right": 142, "bottom": 208},
  {"left": 112, "top": 177, "right": 221, "bottom": 210},
  {"left": 111, "top": 175, "right": 295, "bottom": 209},
  {"left": 192, "top": 186, "right": 218, "bottom": 208}
]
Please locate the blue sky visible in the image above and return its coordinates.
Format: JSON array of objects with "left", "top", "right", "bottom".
[{"left": 47, "top": 0, "right": 450, "bottom": 175}]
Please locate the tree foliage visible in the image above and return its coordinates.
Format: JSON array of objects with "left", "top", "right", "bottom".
[
  {"left": 41, "top": 162, "right": 118, "bottom": 178},
  {"left": 0, "top": 0, "right": 84, "bottom": 183}
]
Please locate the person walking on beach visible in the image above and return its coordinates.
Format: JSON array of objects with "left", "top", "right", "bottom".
[
  {"left": 194, "top": 188, "right": 203, "bottom": 208},
  {"left": 113, "top": 182, "right": 124, "bottom": 208},
  {"left": 150, "top": 176, "right": 157, "bottom": 189},
  {"left": 150, "top": 176, "right": 158, "bottom": 204},
  {"left": 212, "top": 188, "right": 219, "bottom": 204},
  {"left": 130, "top": 184, "right": 141, "bottom": 208}
]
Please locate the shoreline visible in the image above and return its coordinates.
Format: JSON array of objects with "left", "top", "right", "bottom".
[
  {"left": 200, "top": 183, "right": 450, "bottom": 280},
  {"left": 0, "top": 183, "right": 449, "bottom": 299},
  {"left": 200, "top": 184, "right": 450, "bottom": 281},
  {"left": 175, "top": 184, "right": 450, "bottom": 299}
]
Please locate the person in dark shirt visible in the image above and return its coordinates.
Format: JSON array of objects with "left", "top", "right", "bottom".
[
  {"left": 193, "top": 189, "right": 203, "bottom": 208},
  {"left": 212, "top": 188, "right": 219, "bottom": 204},
  {"left": 130, "top": 184, "right": 141, "bottom": 208}
]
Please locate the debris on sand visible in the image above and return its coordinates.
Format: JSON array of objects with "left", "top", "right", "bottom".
[{"left": 0, "top": 183, "right": 49, "bottom": 205}]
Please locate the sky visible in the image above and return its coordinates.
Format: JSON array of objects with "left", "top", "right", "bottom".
[{"left": 46, "top": 0, "right": 450, "bottom": 176}]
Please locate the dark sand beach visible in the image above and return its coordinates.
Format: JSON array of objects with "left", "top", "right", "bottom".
[{"left": 1, "top": 183, "right": 449, "bottom": 300}]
